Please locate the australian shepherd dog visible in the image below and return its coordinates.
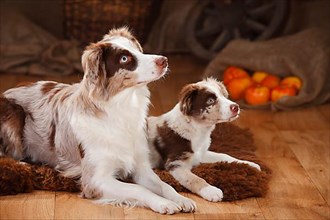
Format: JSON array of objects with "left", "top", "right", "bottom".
[
  {"left": 147, "top": 78, "right": 261, "bottom": 202},
  {"left": 0, "top": 27, "right": 196, "bottom": 214}
]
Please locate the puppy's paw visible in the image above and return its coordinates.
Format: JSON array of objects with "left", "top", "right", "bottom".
[
  {"left": 199, "top": 185, "right": 223, "bottom": 202},
  {"left": 150, "top": 199, "right": 182, "bottom": 215},
  {"left": 241, "top": 161, "right": 261, "bottom": 171},
  {"left": 172, "top": 195, "right": 196, "bottom": 213}
]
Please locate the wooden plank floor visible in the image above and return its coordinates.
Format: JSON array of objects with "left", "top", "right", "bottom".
[{"left": 0, "top": 55, "right": 329, "bottom": 220}]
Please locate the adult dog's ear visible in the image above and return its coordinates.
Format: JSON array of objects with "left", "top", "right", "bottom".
[
  {"left": 179, "top": 84, "right": 199, "bottom": 116},
  {"left": 106, "top": 27, "right": 143, "bottom": 52},
  {"left": 81, "top": 43, "right": 109, "bottom": 85}
]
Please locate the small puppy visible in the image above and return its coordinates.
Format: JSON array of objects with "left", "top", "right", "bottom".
[
  {"left": 0, "top": 27, "right": 196, "bottom": 214},
  {"left": 147, "top": 78, "right": 261, "bottom": 202}
]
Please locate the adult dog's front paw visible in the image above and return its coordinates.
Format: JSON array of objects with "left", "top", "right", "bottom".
[
  {"left": 199, "top": 185, "right": 223, "bottom": 202},
  {"left": 172, "top": 195, "right": 196, "bottom": 212},
  {"left": 150, "top": 199, "right": 182, "bottom": 214}
]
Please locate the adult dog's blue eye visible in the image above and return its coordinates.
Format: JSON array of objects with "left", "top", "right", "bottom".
[{"left": 120, "top": 55, "right": 129, "bottom": 64}]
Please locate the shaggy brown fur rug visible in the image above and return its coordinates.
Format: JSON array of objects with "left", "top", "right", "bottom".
[{"left": 0, "top": 123, "right": 271, "bottom": 201}]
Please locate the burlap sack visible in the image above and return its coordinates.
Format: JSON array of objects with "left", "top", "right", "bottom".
[
  {"left": 0, "top": 10, "right": 82, "bottom": 76},
  {"left": 204, "top": 28, "right": 330, "bottom": 110}
]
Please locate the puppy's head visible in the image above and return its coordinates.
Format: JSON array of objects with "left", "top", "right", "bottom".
[
  {"left": 81, "top": 27, "right": 168, "bottom": 99},
  {"left": 179, "top": 78, "right": 240, "bottom": 124}
]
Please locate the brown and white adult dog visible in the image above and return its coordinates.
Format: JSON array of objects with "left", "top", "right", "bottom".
[
  {"left": 0, "top": 27, "right": 196, "bottom": 214},
  {"left": 147, "top": 78, "right": 261, "bottom": 202}
]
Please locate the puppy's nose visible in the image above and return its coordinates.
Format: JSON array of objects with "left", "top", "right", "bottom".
[
  {"left": 155, "top": 56, "right": 168, "bottom": 68},
  {"left": 230, "top": 104, "right": 240, "bottom": 114}
]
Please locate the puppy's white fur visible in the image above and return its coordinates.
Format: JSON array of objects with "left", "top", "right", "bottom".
[
  {"left": 0, "top": 27, "right": 196, "bottom": 214},
  {"left": 148, "top": 78, "right": 261, "bottom": 202}
]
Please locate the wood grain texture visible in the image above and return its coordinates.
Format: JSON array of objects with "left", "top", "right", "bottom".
[
  {"left": 0, "top": 55, "right": 329, "bottom": 219},
  {"left": 281, "top": 130, "right": 330, "bottom": 205},
  {"left": 0, "top": 191, "right": 55, "bottom": 220},
  {"left": 54, "top": 192, "right": 124, "bottom": 220}
]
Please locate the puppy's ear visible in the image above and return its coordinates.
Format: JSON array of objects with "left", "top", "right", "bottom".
[
  {"left": 179, "top": 84, "right": 199, "bottom": 115},
  {"left": 81, "top": 43, "right": 108, "bottom": 85}
]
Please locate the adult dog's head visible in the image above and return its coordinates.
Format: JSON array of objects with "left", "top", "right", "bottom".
[
  {"left": 179, "top": 78, "right": 240, "bottom": 124},
  {"left": 81, "top": 27, "right": 168, "bottom": 100}
]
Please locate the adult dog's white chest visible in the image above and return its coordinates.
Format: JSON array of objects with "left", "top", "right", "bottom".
[{"left": 71, "top": 86, "right": 150, "bottom": 178}]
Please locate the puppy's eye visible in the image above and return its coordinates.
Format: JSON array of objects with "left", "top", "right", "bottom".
[
  {"left": 120, "top": 55, "right": 129, "bottom": 64},
  {"left": 206, "top": 98, "right": 215, "bottom": 105}
]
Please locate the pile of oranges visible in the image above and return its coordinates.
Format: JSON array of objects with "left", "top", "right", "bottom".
[{"left": 223, "top": 66, "right": 302, "bottom": 105}]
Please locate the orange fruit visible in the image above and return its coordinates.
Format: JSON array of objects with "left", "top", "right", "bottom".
[
  {"left": 280, "top": 76, "right": 302, "bottom": 91},
  {"left": 223, "top": 66, "right": 249, "bottom": 85},
  {"left": 271, "top": 85, "right": 298, "bottom": 102},
  {"left": 244, "top": 85, "right": 270, "bottom": 105},
  {"left": 261, "top": 75, "right": 280, "bottom": 90},
  {"left": 252, "top": 71, "right": 268, "bottom": 83},
  {"left": 227, "top": 77, "right": 254, "bottom": 101}
]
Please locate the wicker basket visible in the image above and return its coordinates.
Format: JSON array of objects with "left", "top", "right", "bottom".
[{"left": 64, "top": 0, "right": 160, "bottom": 46}]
